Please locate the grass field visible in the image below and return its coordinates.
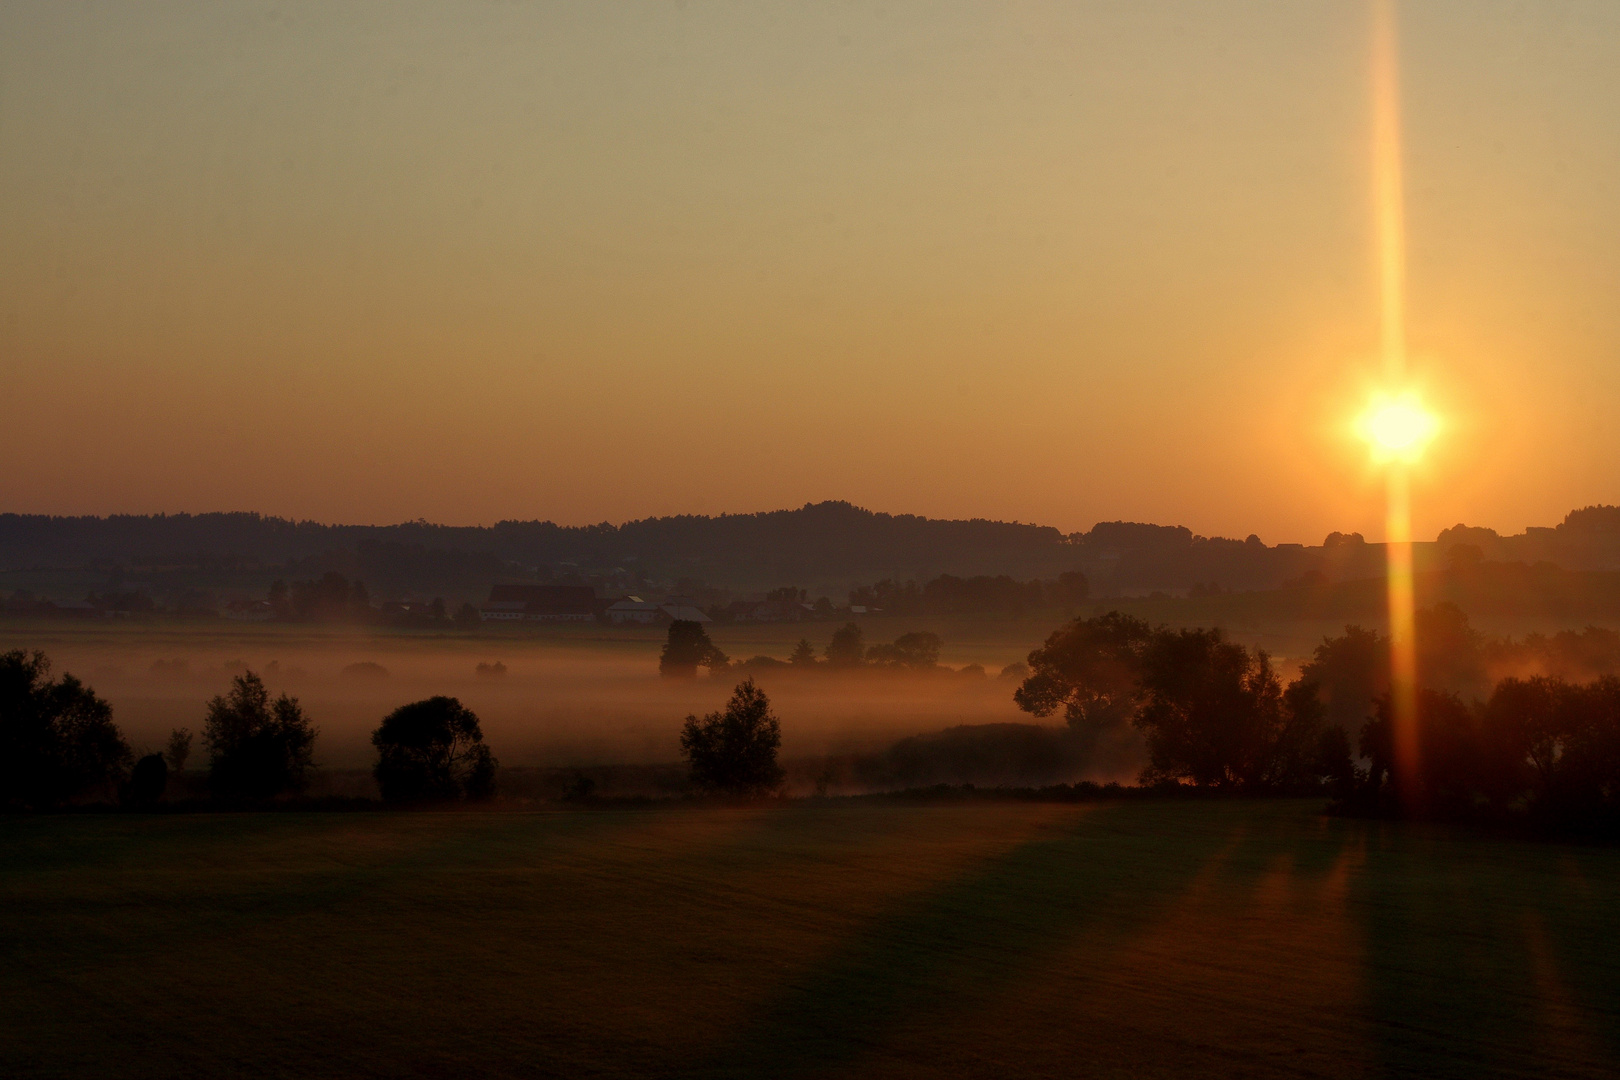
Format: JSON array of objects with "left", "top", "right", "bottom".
[{"left": 3, "top": 800, "right": 1617, "bottom": 1079}]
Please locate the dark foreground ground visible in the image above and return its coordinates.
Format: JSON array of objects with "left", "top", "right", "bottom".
[{"left": 3, "top": 800, "right": 1617, "bottom": 1079}]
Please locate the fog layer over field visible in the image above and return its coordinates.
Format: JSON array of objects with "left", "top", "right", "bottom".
[{"left": 4, "top": 625, "right": 1093, "bottom": 785}]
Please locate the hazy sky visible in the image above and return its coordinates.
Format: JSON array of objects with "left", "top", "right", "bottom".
[{"left": 3, "top": 1, "right": 1617, "bottom": 542}]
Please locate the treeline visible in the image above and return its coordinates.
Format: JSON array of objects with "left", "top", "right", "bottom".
[
  {"left": 847, "top": 571, "right": 1090, "bottom": 617},
  {"left": 1301, "top": 602, "right": 1620, "bottom": 726},
  {"left": 1015, "top": 614, "right": 1348, "bottom": 792},
  {"left": 0, "top": 650, "right": 497, "bottom": 809},
  {"left": 263, "top": 572, "right": 481, "bottom": 627},
  {"left": 1015, "top": 611, "right": 1620, "bottom": 833},
  {"left": 11, "top": 501, "right": 1620, "bottom": 606},
  {"left": 658, "top": 621, "right": 1011, "bottom": 678},
  {"left": 1347, "top": 679, "right": 1620, "bottom": 832},
  {"left": 0, "top": 503, "right": 1087, "bottom": 590}
]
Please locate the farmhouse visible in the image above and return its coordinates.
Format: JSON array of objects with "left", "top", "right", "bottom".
[
  {"left": 606, "top": 597, "right": 664, "bottom": 625},
  {"left": 479, "top": 584, "right": 596, "bottom": 622}
]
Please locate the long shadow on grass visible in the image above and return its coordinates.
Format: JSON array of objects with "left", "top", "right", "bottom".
[
  {"left": 680, "top": 801, "right": 1344, "bottom": 1080},
  {"left": 1354, "top": 825, "right": 1620, "bottom": 1080}
]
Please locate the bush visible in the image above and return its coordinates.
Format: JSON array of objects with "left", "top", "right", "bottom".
[
  {"left": 0, "top": 650, "right": 131, "bottom": 808},
  {"left": 126, "top": 754, "right": 168, "bottom": 807},
  {"left": 372, "top": 696, "right": 497, "bottom": 803},
  {"left": 204, "top": 673, "right": 317, "bottom": 801},
  {"left": 680, "top": 680, "right": 784, "bottom": 796}
]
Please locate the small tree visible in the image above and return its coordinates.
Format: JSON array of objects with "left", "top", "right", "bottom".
[
  {"left": 660, "top": 620, "right": 728, "bottom": 678},
  {"left": 454, "top": 602, "right": 482, "bottom": 629},
  {"left": 372, "top": 696, "right": 497, "bottom": 802},
  {"left": 0, "top": 650, "right": 131, "bottom": 808},
  {"left": 165, "top": 727, "right": 193, "bottom": 773},
  {"left": 788, "top": 639, "right": 819, "bottom": 668},
  {"left": 126, "top": 754, "right": 168, "bottom": 807},
  {"left": 203, "top": 672, "right": 317, "bottom": 801},
  {"left": 680, "top": 680, "right": 784, "bottom": 796},
  {"left": 824, "top": 623, "right": 865, "bottom": 669}
]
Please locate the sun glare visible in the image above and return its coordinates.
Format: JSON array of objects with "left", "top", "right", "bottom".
[{"left": 1360, "top": 394, "right": 1437, "bottom": 462}]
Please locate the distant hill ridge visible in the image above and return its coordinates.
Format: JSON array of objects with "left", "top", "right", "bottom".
[{"left": 2, "top": 501, "right": 1618, "bottom": 596}]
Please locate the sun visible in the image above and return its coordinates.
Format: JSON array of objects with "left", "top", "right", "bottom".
[{"left": 1359, "top": 393, "right": 1438, "bottom": 462}]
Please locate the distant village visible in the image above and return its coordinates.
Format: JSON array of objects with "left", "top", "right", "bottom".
[{"left": 0, "top": 580, "right": 903, "bottom": 627}]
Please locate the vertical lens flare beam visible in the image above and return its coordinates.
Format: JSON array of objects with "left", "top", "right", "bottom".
[
  {"left": 1372, "top": 0, "right": 1406, "bottom": 384},
  {"left": 1371, "top": 0, "right": 1421, "bottom": 807},
  {"left": 1385, "top": 465, "right": 1419, "bottom": 801}
]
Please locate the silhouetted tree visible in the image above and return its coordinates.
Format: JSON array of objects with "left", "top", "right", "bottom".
[
  {"left": 1480, "top": 676, "right": 1574, "bottom": 809},
  {"left": 1315, "top": 725, "right": 1357, "bottom": 799},
  {"left": 126, "top": 754, "right": 168, "bottom": 806},
  {"left": 454, "top": 602, "right": 482, "bottom": 629},
  {"left": 680, "top": 680, "right": 784, "bottom": 795},
  {"left": 1014, "top": 612, "right": 1154, "bottom": 730},
  {"left": 1134, "top": 628, "right": 1290, "bottom": 788},
  {"left": 1559, "top": 676, "right": 1620, "bottom": 828},
  {"left": 1340, "top": 674, "right": 1620, "bottom": 832},
  {"left": 1415, "top": 602, "right": 1489, "bottom": 697},
  {"left": 824, "top": 623, "right": 865, "bottom": 669},
  {"left": 0, "top": 650, "right": 131, "bottom": 808},
  {"left": 866, "top": 631, "right": 942, "bottom": 670},
  {"left": 287, "top": 572, "right": 372, "bottom": 621},
  {"left": 1050, "top": 570, "right": 1090, "bottom": 607},
  {"left": 660, "top": 620, "right": 728, "bottom": 678},
  {"left": 561, "top": 771, "right": 596, "bottom": 802},
  {"left": 372, "top": 696, "right": 496, "bottom": 802},
  {"left": 1299, "top": 625, "right": 1389, "bottom": 734},
  {"left": 165, "top": 727, "right": 193, "bottom": 773},
  {"left": 203, "top": 673, "right": 317, "bottom": 801},
  {"left": 789, "top": 639, "right": 819, "bottom": 667},
  {"left": 1358, "top": 687, "right": 1478, "bottom": 817}
]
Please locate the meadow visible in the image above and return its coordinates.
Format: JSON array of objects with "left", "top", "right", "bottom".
[{"left": 3, "top": 799, "right": 1616, "bottom": 1079}]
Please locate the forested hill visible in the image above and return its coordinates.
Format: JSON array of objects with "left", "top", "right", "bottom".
[
  {"left": 0, "top": 503, "right": 1081, "bottom": 592},
  {"left": 2, "top": 501, "right": 1618, "bottom": 598}
]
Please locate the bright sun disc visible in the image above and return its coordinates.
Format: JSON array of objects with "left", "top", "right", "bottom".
[{"left": 1360, "top": 395, "right": 1438, "bottom": 461}]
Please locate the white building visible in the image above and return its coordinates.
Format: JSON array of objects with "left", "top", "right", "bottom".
[{"left": 606, "top": 597, "right": 664, "bottom": 625}]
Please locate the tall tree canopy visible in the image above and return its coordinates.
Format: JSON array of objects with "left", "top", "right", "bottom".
[
  {"left": 1015, "top": 614, "right": 1335, "bottom": 792},
  {"left": 372, "top": 696, "right": 496, "bottom": 802},
  {"left": 680, "top": 680, "right": 784, "bottom": 796},
  {"left": 1133, "top": 628, "right": 1327, "bottom": 790},
  {"left": 1014, "top": 612, "right": 1154, "bottom": 730},
  {"left": 0, "top": 650, "right": 130, "bottom": 808},
  {"left": 203, "top": 673, "right": 317, "bottom": 801}
]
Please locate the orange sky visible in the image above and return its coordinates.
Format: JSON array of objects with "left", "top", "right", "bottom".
[{"left": 3, "top": 2, "right": 1617, "bottom": 543}]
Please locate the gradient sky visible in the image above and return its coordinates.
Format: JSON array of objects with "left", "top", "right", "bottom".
[{"left": 3, "top": 1, "right": 1617, "bottom": 542}]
